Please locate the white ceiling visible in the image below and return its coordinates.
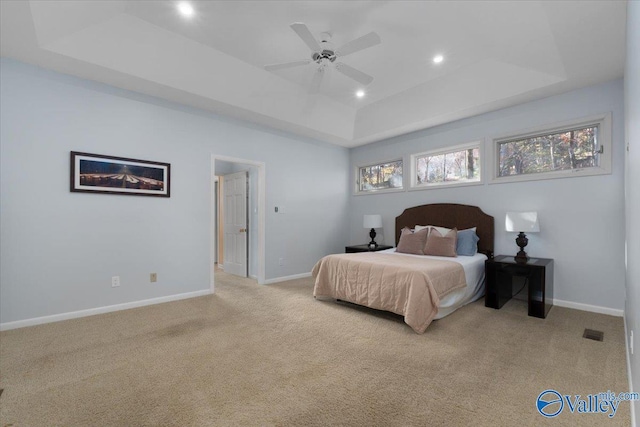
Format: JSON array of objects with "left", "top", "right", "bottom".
[{"left": 0, "top": 1, "right": 627, "bottom": 148}]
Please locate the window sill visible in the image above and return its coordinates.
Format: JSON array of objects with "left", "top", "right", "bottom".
[
  {"left": 489, "top": 166, "right": 611, "bottom": 185},
  {"left": 353, "top": 187, "right": 405, "bottom": 196},
  {"left": 408, "top": 180, "right": 484, "bottom": 191}
]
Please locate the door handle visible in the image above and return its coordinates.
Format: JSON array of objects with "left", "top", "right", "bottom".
[{"left": 239, "top": 228, "right": 247, "bottom": 233}]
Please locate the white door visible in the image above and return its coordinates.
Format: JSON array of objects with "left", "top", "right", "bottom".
[{"left": 222, "top": 171, "right": 248, "bottom": 277}]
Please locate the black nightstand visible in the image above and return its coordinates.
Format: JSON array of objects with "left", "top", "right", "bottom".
[
  {"left": 485, "top": 255, "right": 554, "bottom": 318},
  {"left": 345, "top": 244, "right": 394, "bottom": 253}
]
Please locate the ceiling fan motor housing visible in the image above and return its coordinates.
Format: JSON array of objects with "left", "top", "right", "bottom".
[{"left": 312, "top": 49, "right": 337, "bottom": 64}]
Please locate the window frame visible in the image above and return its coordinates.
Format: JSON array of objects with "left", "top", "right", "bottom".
[
  {"left": 409, "top": 141, "right": 484, "bottom": 191},
  {"left": 354, "top": 158, "right": 404, "bottom": 195},
  {"left": 488, "top": 113, "right": 612, "bottom": 185}
]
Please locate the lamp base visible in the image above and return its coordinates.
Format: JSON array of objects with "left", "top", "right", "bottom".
[
  {"left": 368, "top": 228, "right": 378, "bottom": 248},
  {"left": 514, "top": 250, "right": 529, "bottom": 263},
  {"left": 514, "top": 232, "right": 529, "bottom": 263}
]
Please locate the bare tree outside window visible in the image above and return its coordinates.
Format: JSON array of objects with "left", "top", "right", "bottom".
[
  {"left": 498, "top": 126, "right": 599, "bottom": 177},
  {"left": 415, "top": 147, "right": 480, "bottom": 186},
  {"left": 358, "top": 160, "right": 403, "bottom": 192}
]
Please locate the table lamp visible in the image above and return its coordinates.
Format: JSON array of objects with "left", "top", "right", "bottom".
[
  {"left": 363, "top": 214, "right": 382, "bottom": 248},
  {"left": 505, "top": 211, "right": 540, "bottom": 263}
]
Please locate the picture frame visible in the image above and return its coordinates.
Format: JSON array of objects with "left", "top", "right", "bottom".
[{"left": 70, "top": 151, "right": 171, "bottom": 197}]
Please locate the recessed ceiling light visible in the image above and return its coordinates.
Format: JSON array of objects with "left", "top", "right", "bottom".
[
  {"left": 356, "top": 90, "right": 365, "bottom": 98},
  {"left": 177, "top": 2, "right": 194, "bottom": 18},
  {"left": 433, "top": 54, "right": 444, "bottom": 64}
]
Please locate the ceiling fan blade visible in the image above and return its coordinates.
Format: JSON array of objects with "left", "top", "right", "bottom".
[
  {"left": 264, "top": 60, "right": 310, "bottom": 71},
  {"left": 309, "top": 67, "right": 325, "bottom": 94},
  {"left": 334, "top": 62, "right": 374, "bottom": 85},
  {"left": 335, "top": 32, "right": 381, "bottom": 57},
  {"left": 290, "top": 22, "right": 322, "bottom": 53}
]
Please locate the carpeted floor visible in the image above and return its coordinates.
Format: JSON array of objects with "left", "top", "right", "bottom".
[{"left": 0, "top": 271, "right": 631, "bottom": 426}]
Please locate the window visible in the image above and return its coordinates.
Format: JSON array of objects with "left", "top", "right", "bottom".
[
  {"left": 491, "top": 113, "right": 612, "bottom": 183},
  {"left": 357, "top": 159, "right": 403, "bottom": 193},
  {"left": 410, "top": 142, "right": 482, "bottom": 189},
  {"left": 498, "top": 126, "right": 598, "bottom": 176}
]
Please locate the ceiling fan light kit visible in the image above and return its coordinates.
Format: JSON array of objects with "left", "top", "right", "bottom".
[{"left": 264, "top": 22, "right": 381, "bottom": 92}]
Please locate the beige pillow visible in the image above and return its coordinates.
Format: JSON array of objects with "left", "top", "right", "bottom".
[
  {"left": 396, "top": 227, "right": 429, "bottom": 255},
  {"left": 424, "top": 228, "right": 458, "bottom": 257}
]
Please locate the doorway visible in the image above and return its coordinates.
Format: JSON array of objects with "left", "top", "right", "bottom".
[{"left": 211, "top": 155, "right": 266, "bottom": 292}]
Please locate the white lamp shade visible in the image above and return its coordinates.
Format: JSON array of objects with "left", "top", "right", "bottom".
[
  {"left": 505, "top": 212, "right": 540, "bottom": 232},
  {"left": 363, "top": 214, "right": 382, "bottom": 229}
]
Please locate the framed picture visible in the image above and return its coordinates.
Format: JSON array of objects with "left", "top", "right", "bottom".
[{"left": 70, "top": 151, "right": 170, "bottom": 197}]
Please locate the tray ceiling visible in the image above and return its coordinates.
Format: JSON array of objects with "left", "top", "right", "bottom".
[{"left": 0, "top": 1, "right": 626, "bottom": 147}]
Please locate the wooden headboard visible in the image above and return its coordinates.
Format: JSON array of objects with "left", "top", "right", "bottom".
[{"left": 395, "top": 203, "right": 494, "bottom": 258}]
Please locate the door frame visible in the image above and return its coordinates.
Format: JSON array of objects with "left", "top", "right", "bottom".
[{"left": 210, "top": 154, "right": 266, "bottom": 291}]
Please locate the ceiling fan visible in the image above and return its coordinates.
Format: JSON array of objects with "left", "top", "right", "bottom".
[{"left": 264, "top": 23, "right": 381, "bottom": 93}]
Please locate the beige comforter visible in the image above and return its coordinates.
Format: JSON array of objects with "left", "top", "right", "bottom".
[{"left": 312, "top": 252, "right": 467, "bottom": 333}]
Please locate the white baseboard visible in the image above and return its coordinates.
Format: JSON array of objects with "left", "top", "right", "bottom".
[
  {"left": 0, "top": 289, "right": 212, "bottom": 331},
  {"left": 552, "top": 298, "right": 624, "bottom": 317},
  {"left": 263, "top": 272, "right": 312, "bottom": 285}
]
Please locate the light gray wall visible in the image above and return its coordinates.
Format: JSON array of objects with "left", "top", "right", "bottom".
[
  {"left": 0, "top": 58, "right": 350, "bottom": 324},
  {"left": 350, "top": 79, "right": 626, "bottom": 311},
  {"left": 624, "top": 0, "right": 639, "bottom": 420}
]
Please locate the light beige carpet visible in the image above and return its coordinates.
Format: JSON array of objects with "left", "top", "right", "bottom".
[{"left": 0, "top": 272, "right": 631, "bottom": 426}]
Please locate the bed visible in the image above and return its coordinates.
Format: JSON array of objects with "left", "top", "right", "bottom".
[{"left": 312, "top": 203, "right": 494, "bottom": 333}]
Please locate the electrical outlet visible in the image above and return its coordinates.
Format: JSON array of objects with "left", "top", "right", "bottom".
[
  {"left": 150, "top": 273, "right": 157, "bottom": 283},
  {"left": 111, "top": 276, "right": 120, "bottom": 287}
]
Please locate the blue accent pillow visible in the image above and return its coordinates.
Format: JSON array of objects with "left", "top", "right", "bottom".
[{"left": 456, "top": 228, "right": 479, "bottom": 256}]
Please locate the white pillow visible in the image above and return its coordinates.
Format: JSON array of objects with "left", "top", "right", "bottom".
[
  {"left": 414, "top": 225, "right": 429, "bottom": 232},
  {"left": 426, "top": 225, "right": 452, "bottom": 236}
]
